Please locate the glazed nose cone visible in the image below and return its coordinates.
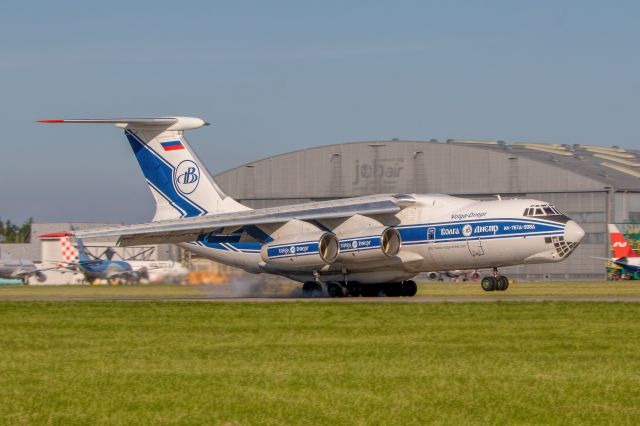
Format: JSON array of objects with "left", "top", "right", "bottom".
[{"left": 564, "top": 220, "right": 585, "bottom": 244}]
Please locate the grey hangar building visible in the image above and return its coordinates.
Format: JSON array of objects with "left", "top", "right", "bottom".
[{"left": 214, "top": 139, "right": 640, "bottom": 281}]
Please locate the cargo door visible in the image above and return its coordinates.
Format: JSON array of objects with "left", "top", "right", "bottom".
[
  {"left": 466, "top": 237, "right": 485, "bottom": 256},
  {"left": 463, "top": 224, "right": 485, "bottom": 257}
]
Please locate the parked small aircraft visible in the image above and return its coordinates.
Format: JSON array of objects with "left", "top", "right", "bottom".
[
  {"left": 608, "top": 224, "right": 640, "bottom": 272},
  {"left": 127, "top": 260, "right": 189, "bottom": 284},
  {"left": 43, "top": 232, "right": 188, "bottom": 284},
  {"left": 43, "top": 232, "right": 139, "bottom": 284},
  {"left": 0, "top": 258, "right": 46, "bottom": 284}
]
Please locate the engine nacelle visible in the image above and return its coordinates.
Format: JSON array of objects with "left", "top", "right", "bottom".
[
  {"left": 335, "top": 227, "right": 401, "bottom": 263},
  {"left": 261, "top": 232, "right": 339, "bottom": 268}
]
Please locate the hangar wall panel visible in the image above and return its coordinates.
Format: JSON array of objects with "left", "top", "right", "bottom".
[{"left": 615, "top": 192, "right": 640, "bottom": 222}]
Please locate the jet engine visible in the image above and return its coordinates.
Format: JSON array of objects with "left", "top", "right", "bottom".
[
  {"left": 261, "top": 231, "right": 339, "bottom": 268},
  {"left": 335, "top": 226, "right": 401, "bottom": 263}
]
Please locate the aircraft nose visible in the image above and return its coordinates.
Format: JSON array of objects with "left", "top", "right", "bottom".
[{"left": 564, "top": 220, "right": 585, "bottom": 244}]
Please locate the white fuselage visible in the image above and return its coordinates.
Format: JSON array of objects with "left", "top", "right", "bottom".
[
  {"left": 127, "top": 260, "right": 189, "bottom": 283},
  {"left": 178, "top": 194, "right": 584, "bottom": 284}
]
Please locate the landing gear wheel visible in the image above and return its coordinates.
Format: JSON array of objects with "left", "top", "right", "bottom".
[
  {"left": 481, "top": 276, "right": 497, "bottom": 292},
  {"left": 346, "top": 282, "right": 361, "bottom": 297},
  {"left": 402, "top": 280, "right": 418, "bottom": 297},
  {"left": 327, "top": 282, "right": 344, "bottom": 298},
  {"left": 360, "top": 285, "right": 377, "bottom": 297},
  {"left": 302, "top": 281, "right": 319, "bottom": 297},
  {"left": 380, "top": 283, "right": 399, "bottom": 297},
  {"left": 496, "top": 276, "right": 509, "bottom": 291}
]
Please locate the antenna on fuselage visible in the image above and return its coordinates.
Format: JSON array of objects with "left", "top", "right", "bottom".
[{"left": 494, "top": 195, "right": 502, "bottom": 201}]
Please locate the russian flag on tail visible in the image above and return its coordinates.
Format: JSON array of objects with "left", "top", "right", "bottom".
[{"left": 160, "top": 140, "right": 185, "bottom": 151}]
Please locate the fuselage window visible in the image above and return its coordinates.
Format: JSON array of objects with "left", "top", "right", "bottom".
[{"left": 524, "top": 204, "right": 565, "bottom": 217}]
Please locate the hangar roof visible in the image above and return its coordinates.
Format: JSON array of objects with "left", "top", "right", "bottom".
[
  {"left": 215, "top": 140, "right": 640, "bottom": 200},
  {"left": 448, "top": 139, "right": 640, "bottom": 190}
]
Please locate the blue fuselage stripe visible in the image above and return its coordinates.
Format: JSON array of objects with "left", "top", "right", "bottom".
[{"left": 192, "top": 218, "right": 566, "bottom": 256}]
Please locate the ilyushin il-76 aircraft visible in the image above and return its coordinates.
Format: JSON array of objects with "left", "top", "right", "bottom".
[{"left": 40, "top": 117, "right": 585, "bottom": 297}]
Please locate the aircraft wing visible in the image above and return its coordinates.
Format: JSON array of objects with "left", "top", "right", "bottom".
[
  {"left": 10, "top": 269, "right": 36, "bottom": 279},
  {"left": 48, "top": 260, "right": 102, "bottom": 270},
  {"left": 7, "top": 267, "right": 48, "bottom": 283},
  {"left": 74, "top": 194, "right": 415, "bottom": 246}
]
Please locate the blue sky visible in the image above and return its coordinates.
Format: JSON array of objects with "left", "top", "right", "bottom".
[{"left": 1, "top": 1, "right": 639, "bottom": 223}]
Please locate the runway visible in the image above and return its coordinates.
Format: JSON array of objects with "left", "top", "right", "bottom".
[
  {"left": 3, "top": 282, "right": 640, "bottom": 302},
  {"left": 3, "top": 295, "right": 640, "bottom": 303}
]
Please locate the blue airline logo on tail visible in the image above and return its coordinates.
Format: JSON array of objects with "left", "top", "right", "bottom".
[{"left": 175, "top": 160, "right": 200, "bottom": 195}]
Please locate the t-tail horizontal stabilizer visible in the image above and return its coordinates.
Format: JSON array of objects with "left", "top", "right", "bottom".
[{"left": 37, "top": 117, "right": 209, "bottom": 131}]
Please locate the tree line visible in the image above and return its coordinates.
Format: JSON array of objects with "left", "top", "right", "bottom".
[{"left": 0, "top": 218, "right": 33, "bottom": 243}]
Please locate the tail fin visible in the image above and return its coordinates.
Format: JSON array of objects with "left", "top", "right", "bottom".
[
  {"left": 73, "top": 235, "right": 93, "bottom": 263},
  {"left": 39, "top": 117, "right": 249, "bottom": 220},
  {"left": 609, "top": 224, "right": 640, "bottom": 258},
  {"left": 58, "top": 234, "right": 80, "bottom": 263}
]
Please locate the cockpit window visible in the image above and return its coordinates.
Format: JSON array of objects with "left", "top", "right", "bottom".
[{"left": 524, "top": 204, "right": 563, "bottom": 217}]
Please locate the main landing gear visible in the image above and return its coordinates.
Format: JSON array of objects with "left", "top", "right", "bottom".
[
  {"left": 302, "top": 280, "right": 418, "bottom": 298},
  {"left": 480, "top": 268, "right": 509, "bottom": 292},
  {"left": 302, "top": 281, "right": 323, "bottom": 297}
]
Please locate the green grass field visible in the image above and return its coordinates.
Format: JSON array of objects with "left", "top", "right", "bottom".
[{"left": 2, "top": 300, "right": 640, "bottom": 425}]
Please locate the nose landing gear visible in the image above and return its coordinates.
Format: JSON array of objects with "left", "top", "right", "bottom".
[{"left": 480, "top": 268, "right": 509, "bottom": 292}]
